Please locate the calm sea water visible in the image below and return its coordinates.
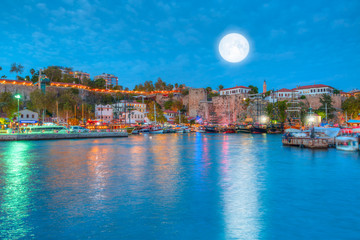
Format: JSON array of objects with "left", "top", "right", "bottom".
[{"left": 0, "top": 134, "right": 359, "bottom": 240}]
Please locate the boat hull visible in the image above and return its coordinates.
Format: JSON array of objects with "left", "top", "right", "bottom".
[{"left": 150, "top": 130, "right": 163, "bottom": 134}]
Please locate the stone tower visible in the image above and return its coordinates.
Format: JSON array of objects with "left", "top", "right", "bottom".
[{"left": 263, "top": 80, "right": 267, "bottom": 93}]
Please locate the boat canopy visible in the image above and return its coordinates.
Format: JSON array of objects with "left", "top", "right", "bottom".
[
  {"left": 313, "top": 127, "right": 341, "bottom": 137},
  {"left": 348, "top": 119, "right": 360, "bottom": 124},
  {"left": 336, "top": 136, "right": 358, "bottom": 141}
]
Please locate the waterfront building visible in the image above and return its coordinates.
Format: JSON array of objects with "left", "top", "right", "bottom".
[
  {"left": 16, "top": 109, "right": 39, "bottom": 124},
  {"left": 164, "top": 110, "right": 179, "bottom": 123},
  {"left": 121, "top": 110, "right": 145, "bottom": 124},
  {"left": 292, "top": 84, "right": 334, "bottom": 96},
  {"left": 219, "top": 86, "right": 251, "bottom": 96},
  {"left": 95, "top": 104, "right": 113, "bottom": 123},
  {"left": 94, "top": 73, "right": 118, "bottom": 86},
  {"left": 113, "top": 101, "right": 146, "bottom": 113}
]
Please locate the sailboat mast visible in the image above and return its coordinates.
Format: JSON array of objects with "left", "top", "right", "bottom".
[{"left": 154, "top": 102, "right": 157, "bottom": 124}]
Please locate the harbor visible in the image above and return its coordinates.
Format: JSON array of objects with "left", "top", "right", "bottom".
[{"left": 1, "top": 133, "right": 359, "bottom": 239}]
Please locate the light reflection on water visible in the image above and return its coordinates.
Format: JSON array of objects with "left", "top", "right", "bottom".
[
  {"left": 0, "top": 134, "right": 359, "bottom": 239},
  {"left": 0, "top": 142, "right": 35, "bottom": 239}
]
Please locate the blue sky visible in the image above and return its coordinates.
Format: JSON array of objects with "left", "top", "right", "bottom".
[{"left": 1, "top": 0, "right": 359, "bottom": 91}]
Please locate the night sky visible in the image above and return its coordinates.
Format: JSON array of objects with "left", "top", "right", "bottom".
[{"left": 1, "top": 0, "right": 359, "bottom": 91}]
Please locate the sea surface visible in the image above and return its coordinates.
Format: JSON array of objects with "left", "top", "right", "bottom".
[{"left": 0, "top": 133, "right": 359, "bottom": 240}]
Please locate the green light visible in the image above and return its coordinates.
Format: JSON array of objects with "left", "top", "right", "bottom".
[{"left": 14, "top": 94, "right": 21, "bottom": 99}]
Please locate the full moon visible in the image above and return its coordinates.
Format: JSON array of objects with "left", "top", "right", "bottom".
[{"left": 219, "top": 33, "right": 249, "bottom": 63}]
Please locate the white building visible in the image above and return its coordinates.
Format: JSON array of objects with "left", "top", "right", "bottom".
[
  {"left": 113, "top": 101, "right": 146, "bottom": 113},
  {"left": 16, "top": 109, "right": 39, "bottom": 124},
  {"left": 95, "top": 104, "right": 113, "bottom": 123},
  {"left": 220, "top": 86, "right": 251, "bottom": 96},
  {"left": 163, "top": 110, "right": 178, "bottom": 123},
  {"left": 275, "top": 88, "right": 298, "bottom": 99},
  {"left": 293, "top": 84, "right": 334, "bottom": 96},
  {"left": 121, "top": 110, "right": 145, "bottom": 124}
]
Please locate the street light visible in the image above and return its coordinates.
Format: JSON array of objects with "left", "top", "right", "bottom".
[{"left": 14, "top": 94, "right": 21, "bottom": 133}]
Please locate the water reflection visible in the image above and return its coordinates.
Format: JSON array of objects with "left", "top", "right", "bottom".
[
  {"left": 221, "top": 136, "right": 263, "bottom": 240},
  {"left": 0, "top": 142, "right": 34, "bottom": 239}
]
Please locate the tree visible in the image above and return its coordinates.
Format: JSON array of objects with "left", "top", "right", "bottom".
[
  {"left": 342, "top": 96, "right": 360, "bottom": 119},
  {"left": 147, "top": 101, "right": 167, "bottom": 123},
  {"left": 278, "top": 100, "right": 288, "bottom": 123},
  {"left": 218, "top": 85, "right": 224, "bottom": 90},
  {"left": 28, "top": 90, "right": 46, "bottom": 113},
  {"left": 10, "top": 63, "right": 24, "bottom": 79},
  {"left": 206, "top": 87, "right": 212, "bottom": 94},
  {"left": 265, "top": 103, "right": 274, "bottom": 120},
  {"left": 181, "top": 88, "right": 189, "bottom": 96},
  {"left": 30, "top": 68, "right": 35, "bottom": 76},
  {"left": 318, "top": 94, "right": 335, "bottom": 120},
  {"left": 164, "top": 100, "right": 173, "bottom": 110},
  {"left": 248, "top": 85, "right": 258, "bottom": 94},
  {"left": 43, "top": 66, "right": 62, "bottom": 82},
  {"left": 333, "top": 89, "right": 340, "bottom": 94},
  {"left": 92, "top": 78, "right": 106, "bottom": 89},
  {"left": 155, "top": 77, "right": 166, "bottom": 90},
  {"left": 30, "top": 70, "right": 39, "bottom": 83},
  {"left": 0, "top": 92, "right": 18, "bottom": 120}
]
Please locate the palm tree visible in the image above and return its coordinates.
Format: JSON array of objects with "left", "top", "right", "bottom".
[{"left": 10, "top": 63, "right": 24, "bottom": 80}]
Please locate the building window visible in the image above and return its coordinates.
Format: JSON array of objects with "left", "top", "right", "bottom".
[
  {"left": 26, "top": 114, "right": 29, "bottom": 118},
  {"left": 32, "top": 114, "right": 34, "bottom": 118},
  {"left": 21, "top": 114, "right": 23, "bottom": 118}
]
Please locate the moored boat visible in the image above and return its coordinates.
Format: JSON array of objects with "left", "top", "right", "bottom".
[
  {"left": 251, "top": 124, "right": 267, "bottom": 134},
  {"left": 236, "top": 124, "right": 251, "bottom": 133},
  {"left": 336, "top": 136, "right": 359, "bottom": 151},
  {"left": 196, "top": 126, "right": 206, "bottom": 133},
  {"left": 150, "top": 127, "right": 163, "bottom": 134},
  {"left": 205, "top": 126, "right": 217, "bottom": 133}
]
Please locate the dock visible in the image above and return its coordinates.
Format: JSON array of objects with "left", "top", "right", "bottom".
[
  {"left": 282, "top": 137, "right": 330, "bottom": 149},
  {"left": 0, "top": 132, "right": 128, "bottom": 141}
]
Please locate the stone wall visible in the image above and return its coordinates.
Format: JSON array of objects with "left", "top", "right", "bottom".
[
  {"left": 0, "top": 84, "right": 37, "bottom": 101},
  {"left": 300, "top": 94, "right": 344, "bottom": 110},
  {"left": 187, "top": 88, "right": 207, "bottom": 117},
  {"left": 197, "top": 94, "right": 250, "bottom": 124}
]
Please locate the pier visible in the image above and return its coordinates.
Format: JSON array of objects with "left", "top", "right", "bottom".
[{"left": 0, "top": 132, "right": 128, "bottom": 141}]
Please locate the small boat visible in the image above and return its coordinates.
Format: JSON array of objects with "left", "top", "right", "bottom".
[
  {"left": 176, "top": 128, "right": 184, "bottom": 133},
  {"left": 181, "top": 126, "right": 190, "bottom": 133},
  {"left": 196, "top": 126, "right": 206, "bottom": 133},
  {"left": 224, "top": 128, "right": 236, "bottom": 134},
  {"left": 205, "top": 126, "right": 217, "bottom": 133},
  {"left": 336, "top": 136, "right": 359, "bottom": 151},
  {"left": 139, "top": 127, "right": 150, "bottom": 133},
  {"left": 267, "top": 124, "right": 283, "bottom": 134},
  {"left": 236, "top": 124, "right": 251, "bottom": 133},
  {"left": 251, "top": 125, "right": 267, "bottom": 134},
  {"left": 150, "top": 127, "right": 163, "bottom": 134}
]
